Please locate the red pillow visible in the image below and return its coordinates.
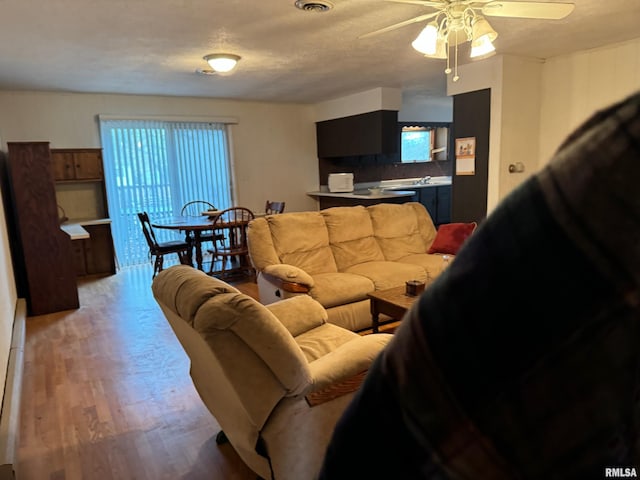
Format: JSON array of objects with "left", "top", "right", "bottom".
[{"left": 427, "top": 222, "right": 477, "bottom": 255}]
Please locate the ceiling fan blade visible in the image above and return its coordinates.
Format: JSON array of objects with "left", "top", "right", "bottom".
[
  {"left": 482, "top": 1, "right": 575, "bottom": 19},
  {"left": 359, "top": 11, "right": 441, "bottom": 39},
  {"left": 384, "top": 0, "right": 445, "bottom": 6}
]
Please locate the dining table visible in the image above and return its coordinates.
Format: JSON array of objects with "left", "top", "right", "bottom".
[{"left": 151, "top": 214, "right": 222, "bottom": 272}]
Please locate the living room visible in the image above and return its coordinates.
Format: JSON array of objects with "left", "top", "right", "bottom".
[{"left": 1, "top": 0, "right": 639, "bottom": 477}]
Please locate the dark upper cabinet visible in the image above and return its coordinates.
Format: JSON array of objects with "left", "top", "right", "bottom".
[{"left": 316, "top": 110, "right": 399, "bottom": 158}]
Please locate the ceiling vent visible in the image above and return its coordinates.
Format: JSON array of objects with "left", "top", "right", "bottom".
[{"left": 294, "top": 0, "right": 333, "bottom": 12}]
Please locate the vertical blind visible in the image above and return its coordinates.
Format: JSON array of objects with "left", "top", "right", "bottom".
[{"left": 99, "top": 118, "right": 234, "bottom": 268}]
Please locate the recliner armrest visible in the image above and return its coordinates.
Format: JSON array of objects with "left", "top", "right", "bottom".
[{"left": 305, "top": 334, "right": 392, "bottom": 395}]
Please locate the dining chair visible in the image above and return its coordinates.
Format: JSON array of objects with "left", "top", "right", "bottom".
[
  {"left": 180, "top": 200, "right": 223, "bottom": 267},
  {"left": 208, "top": 207, "right": 255, "bottom": 280},
  {"left": 137, "top": 212, "right": 193, "bottom": 278},
  {"left": 180, "top": 200, "right": 216, "bottom": 217},
  {"left": 265, "top": 200, "right": 285, "bottom": 215}
]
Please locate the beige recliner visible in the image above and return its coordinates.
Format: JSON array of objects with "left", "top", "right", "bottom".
[{"left": 152, "top": 265, "right": 392, "bottom": 480}]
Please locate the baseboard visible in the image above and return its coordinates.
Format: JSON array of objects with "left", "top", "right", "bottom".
[{"left": 0, "top": 299, "right": 26, "bottom": 480}]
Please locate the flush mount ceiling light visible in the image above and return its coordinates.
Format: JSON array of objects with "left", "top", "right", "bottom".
[
  {"left": 360, "top": 0, "right": 575, "bottom": 82},
  {"left": 201, "top": 53, "right": 241, "bottom": 74}
]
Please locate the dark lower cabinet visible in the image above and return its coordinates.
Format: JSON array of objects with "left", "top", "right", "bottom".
[
  {"left": 417, "top": 185, "right": 451, "bottom": 225},
  {"left": 72, "top": 223, "right": 116, "bottom": 276}
]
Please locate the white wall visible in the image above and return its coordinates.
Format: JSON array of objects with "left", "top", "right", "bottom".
[
  {"left": 539, "top": 37, "right": 640, "bottom": 165},
  {"left": 499, "top": 56, "right": 544, "bottom": 199},
  {"left": 314, "top": 87, "right": 402, "bottom": 122}
]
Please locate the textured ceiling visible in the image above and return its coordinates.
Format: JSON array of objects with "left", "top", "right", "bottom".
[{"left": 0, "top": 0, "right": 638, "bottom": 104}]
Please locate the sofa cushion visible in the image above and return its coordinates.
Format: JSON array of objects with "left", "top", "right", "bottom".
[
  {"left": 309, "top": 272, "right": 375, "bottom": 309},
  {"left": 344, "top": 261, "right": 427, "bottom": 291},
  {"left": 368, "top": 203, "right": 432, "bottom": 261},
  {"left": 397, "top": 253, "right": 450, "bottom": 281},
  {"left": 267, "top": 212, "right": 338, "bottom": 275},
  {"left": 322, "top": 206, "right": 385, "bottom": 270}
]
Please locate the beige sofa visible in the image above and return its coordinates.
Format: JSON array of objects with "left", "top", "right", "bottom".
[
  {"left": 247, "top": 202, "right": 452, "bottom": 332},
  {"left": 152, "top": 265, "right": 392, "bottom": 480}
]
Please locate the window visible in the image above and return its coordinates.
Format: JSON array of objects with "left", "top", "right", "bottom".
[
  {"left": 99, "top": 118, "right": 234, "bottom": 268},
  {"left": 398, "top": 122, "right": 450, "bottom": 163},
  {"left": 401, "top": 128, "right": 433, "bottom": 163}
]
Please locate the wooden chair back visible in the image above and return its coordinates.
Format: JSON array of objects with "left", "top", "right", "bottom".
[
  {"left": 137, "top": 211, "right": 159, "bottom": 250},
  {"left": 209, "top": 207, "right": 255, "bottom": 279},
  {"left": 137, "top": 211, "right": 192, "bottom": 278},
  {"left": 181, "top": 200, "right": 216, "bottom": 217}
]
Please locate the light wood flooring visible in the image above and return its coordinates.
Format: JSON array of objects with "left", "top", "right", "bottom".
[{"left": 17, "top": 264, "right": 260, "bottom": 480}]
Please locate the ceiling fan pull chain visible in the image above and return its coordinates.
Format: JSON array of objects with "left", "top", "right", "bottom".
[
  {"left": 453, "top": 30, "right": 460, "bottom": 82},
  {"left": 445, "top": 39, "right": 452, "bottom": 75}
]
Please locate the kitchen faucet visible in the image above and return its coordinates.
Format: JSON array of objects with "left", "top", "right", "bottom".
[{"left": 417, "top": 175, "right": 431, "bottom": 185}]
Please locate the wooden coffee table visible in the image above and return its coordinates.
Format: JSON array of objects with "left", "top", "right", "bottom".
[{"left": 367, "top": 286, "right": 422, "bottom": 333}]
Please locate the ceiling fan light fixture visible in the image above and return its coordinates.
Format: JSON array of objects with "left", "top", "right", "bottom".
[
  {"left": 470, "top": 35, "right": 496, "bottom": 58},
  {"left": 203, "top": 53, "right": 241, "bottom": 73},
  {"left": 471, "top": 16, "right": 498, "bottom": 46},
  {"left": 411, "top": 22, "right": 439, "bottom": 55},
  {"left": 425, "top": 34, "right": 448, "bottom": 59}
]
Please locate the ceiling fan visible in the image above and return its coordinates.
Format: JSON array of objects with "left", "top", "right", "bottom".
[{"left": 361, "top": 0, "right": 575, "bottom": 81}]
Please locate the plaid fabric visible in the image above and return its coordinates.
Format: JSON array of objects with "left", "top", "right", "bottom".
[{"left": 320, "top": 91, "right": 640, "bottom": 480}]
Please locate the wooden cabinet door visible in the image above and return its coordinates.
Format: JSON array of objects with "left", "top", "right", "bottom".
[
  {"left": 83, "top": 224, "right": 116, "bottom": 275},
  {"left": 73, "top": 151, "right": 103, "bottom": 180},
  {"left": 51, "top": 149, "right": 103, "bottom": 180},
  {"left": 51, "top": 151, "right": 75, "bottom": 181},
  {"left": 71, "top": 240, "right": 87, "bottom": 275}
]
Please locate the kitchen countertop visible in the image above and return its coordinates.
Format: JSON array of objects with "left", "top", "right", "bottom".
[
  {"left": 60, "top": 217, "right": 112, "bottom": 240},
  {"left": 307, "top": 189, "right": 417, "bottom": 200},
  {"left": 307, "top": 176, "right": 452, "bottom": 200}
]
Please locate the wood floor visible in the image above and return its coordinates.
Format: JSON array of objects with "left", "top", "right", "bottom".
[{"left": 17, "top": 264, "right": 260, "bottom": 480}]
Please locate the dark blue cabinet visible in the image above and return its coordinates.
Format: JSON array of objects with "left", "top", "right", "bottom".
[{"left": 418, "top": 185, "right": 451, "bottom": 225}]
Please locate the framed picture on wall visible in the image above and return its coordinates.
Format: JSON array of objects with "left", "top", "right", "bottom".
[
  {"left": 455, "top": 137, "right": 476, "bottom": 156},
  {"left": 455, "top": 137, "right": 476, "bottom": 176}
]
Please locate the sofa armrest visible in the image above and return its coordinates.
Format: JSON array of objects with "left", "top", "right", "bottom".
[
  {"left": 262, "top": 264, "right": 314, "bottom": 293},
  {"left": 266, "top": 295, "right": 328, "bottom": 337},
  {"left": 304, "top": 333, "right": 392, "bottom": 396}
]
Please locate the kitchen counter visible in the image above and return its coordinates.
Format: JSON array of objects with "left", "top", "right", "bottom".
[
  {"left": 307, "top": 176, "right": 452, "bottom": 200},
  {"left": 307, "top": 189, "right": 416, "bottom": 200},
  {"left": 60, "top": 223, "right": 90, "bottom": 240},
  {"left": 60, "top": 218, "right": 112, "bottom": 240}
]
